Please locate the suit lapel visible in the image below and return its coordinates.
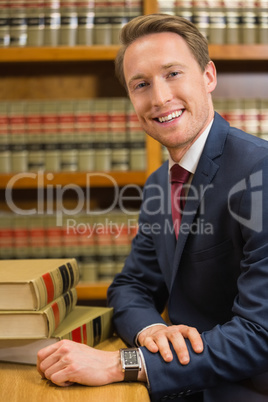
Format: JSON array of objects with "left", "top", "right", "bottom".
[{"left": 170, "top": 113, "right": 229, "bottom": 288}]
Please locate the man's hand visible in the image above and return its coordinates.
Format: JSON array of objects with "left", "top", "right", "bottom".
[
  {"left": 37, "top": 340, "right": 125, "bottom": 387},
  {"left": 138, "top": 325, "right": 203, "bottom": 364}
]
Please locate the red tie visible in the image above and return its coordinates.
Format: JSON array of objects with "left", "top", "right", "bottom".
[{"left": 170, "top": 164, "right": 190, "bottom": 239}]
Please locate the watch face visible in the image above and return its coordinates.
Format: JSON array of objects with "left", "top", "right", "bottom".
[{"left": 124, "top": 350, "right": 138, "bottom": 365}]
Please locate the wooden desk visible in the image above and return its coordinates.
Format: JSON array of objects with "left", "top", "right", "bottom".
[{"left": 0, "top": 337, "right": 150, "bottom": 402}]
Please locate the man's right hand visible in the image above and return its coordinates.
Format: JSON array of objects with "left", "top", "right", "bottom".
[{"left": 138, "top": 324, "right": 203, "bottom": 364}]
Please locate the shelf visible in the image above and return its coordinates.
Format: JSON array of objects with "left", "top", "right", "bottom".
[
  {"left": 76, "top": 282, "right": 110, "bottom": 300},
  {"left": 208, "top": 44, "right": 268, "bottom": 61},
  {"left": 0, "top": 171, "right": 147, "bottom": 190},
  {"left": 1, "top": 45, "right": 268, "bottom": 63},
  {"left": 0, "top": 46, "right": 121, "bottom": 62}
]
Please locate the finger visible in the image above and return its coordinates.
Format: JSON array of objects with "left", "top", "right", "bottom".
[
  {"left": 168, "top": 331, "right": 190, "bottom": 365},
  {"left": 142, "top": 337, "right": 159, "bottom": 354},
  {"left": 50, "top": 369, "right": 75, "bottom": 387},
  {"left": 187, "top": 328, "right": 204, "bottom": 353},
  {"left": 178, "top": 325, "right": 204, "bottom": 353},
  {"left": 145, "top": 334, "right": 173, "bottom": 362}
]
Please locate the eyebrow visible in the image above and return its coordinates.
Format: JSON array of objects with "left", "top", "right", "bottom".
[{"left": 127, "top": 62, "right": 186, "bottom": 87}]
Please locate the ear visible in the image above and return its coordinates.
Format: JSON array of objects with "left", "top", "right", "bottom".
[{"left": 204, "top": 61, "right": 217, "bottom": 94}]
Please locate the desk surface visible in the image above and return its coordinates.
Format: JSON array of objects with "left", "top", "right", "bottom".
[{"left": 0, "top": 337, "right": 150, "bottom": 402}]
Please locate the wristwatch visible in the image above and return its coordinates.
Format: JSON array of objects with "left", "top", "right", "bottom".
[{"left": 120, "top": 348, "right": 142, "bottom": 381}]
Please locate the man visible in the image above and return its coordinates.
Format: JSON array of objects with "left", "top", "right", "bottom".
[{"left": 37, "top": 14, "right": 268, "bottom": 402}]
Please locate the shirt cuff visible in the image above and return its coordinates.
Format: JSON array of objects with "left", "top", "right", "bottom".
[{"left": 139, "top": 348, "right": 151, "bottom": 390}]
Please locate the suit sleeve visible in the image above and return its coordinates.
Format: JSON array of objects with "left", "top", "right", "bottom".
[{"left": 107, "top": 177, "right": 169, "bottom": 346}]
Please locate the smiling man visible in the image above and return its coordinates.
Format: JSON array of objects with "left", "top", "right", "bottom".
[{"left": 37, "top": 14, "right": 268, "bottom": 402}]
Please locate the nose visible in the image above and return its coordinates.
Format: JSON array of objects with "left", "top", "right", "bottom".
[{"left": 151, "top": 78, "right": 172, "bottom": 107}]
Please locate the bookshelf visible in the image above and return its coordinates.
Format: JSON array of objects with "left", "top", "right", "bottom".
[
  {"left": 1, "top": 44, "right": 268, "bottom": 63},
  {"left": 1, "top": 0, "right": 268, "bottom": 301}
]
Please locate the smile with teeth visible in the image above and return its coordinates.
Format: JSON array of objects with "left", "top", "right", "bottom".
[{"left": 158, "top": 110, "right": 183, "bottom": 123}]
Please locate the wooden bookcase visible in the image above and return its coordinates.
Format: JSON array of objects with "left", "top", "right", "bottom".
[{"left": 1, "top": 0, "right": 268, "bottom": 301}]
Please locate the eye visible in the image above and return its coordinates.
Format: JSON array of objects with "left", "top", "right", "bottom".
[
  {"left": 168, "top": 71, "right": 179, "bottom": 78},
  {"left": 135, "top": 81, "right": 148, "bottom": 90}
]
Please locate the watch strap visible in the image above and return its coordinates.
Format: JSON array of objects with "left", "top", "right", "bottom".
[{"left": 124, "top": 369, "right": 139, "bottom": 382}]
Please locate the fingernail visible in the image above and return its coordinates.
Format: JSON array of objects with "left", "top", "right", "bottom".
[{"left": 181, "top": 355, "right": 189, "bottom": 364}]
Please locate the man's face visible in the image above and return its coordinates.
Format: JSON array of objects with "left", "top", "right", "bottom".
[{"left": 124, "top": 32, "right": 217, "bottom": 161}]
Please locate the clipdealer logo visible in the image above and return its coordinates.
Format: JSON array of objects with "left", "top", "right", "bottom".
[
  {"left": 5, "top": 172, "right": 143, "bottom": 226},
  {"left": 228, "top": 170, "right": 263, "bottom": 233}
]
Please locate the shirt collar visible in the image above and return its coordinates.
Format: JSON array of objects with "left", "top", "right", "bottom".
[{"left": 169, "top": 119, "right": 214, "bottom": 174}]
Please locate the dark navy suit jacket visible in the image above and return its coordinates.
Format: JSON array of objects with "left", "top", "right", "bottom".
[{"left": 107, "top": 113, "right": 268, "bottom": 401}]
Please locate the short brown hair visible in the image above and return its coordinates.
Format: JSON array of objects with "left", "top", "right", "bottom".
[{"left": 115, "top": 14, "right": 210, "bottom": 90}]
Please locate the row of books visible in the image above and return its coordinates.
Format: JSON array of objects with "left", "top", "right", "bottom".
[
  {"left": 158, "top": 0, "right": 268, "bottom": 44},
  {"left": 213, "top": 98, "right": 268, "bottom": 139},
  {"left": 0, "top": 98, "right": 147, "bottom": 174},
  {"left": 0, "top": 211, "right": 139, "bottom": 281},
  {"left": 0, "top": 258, "right": 114, "bottom": 365},
  {"left": 0, "top": 0, "right": 143, "bottom": 47}
]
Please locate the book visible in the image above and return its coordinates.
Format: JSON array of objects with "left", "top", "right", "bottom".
[
  {"left": 26, "top": 0, "right": 45, "bottom": 46},
  {"left": 0, "top": 305, "right": 114, "bottom": 364},
  {"left": 0, "top": 287, "right": 77, "bottom": 339},
  {"left": 43, "top": 0, "right": 61, "bottom": 46},
  {"left": 0, "top": 258, "right": 79, "bottom": 310}
]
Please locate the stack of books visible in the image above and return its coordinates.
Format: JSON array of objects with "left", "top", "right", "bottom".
[{"left": 0, "top": 258, "right": 113, "bottom": 364}]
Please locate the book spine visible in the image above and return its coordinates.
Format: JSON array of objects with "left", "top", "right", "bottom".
[
  {"left": 0, "top": 0, "right": 10, "bottom": 47},
  {"left": 243, "top": 98, "right": 260, "bottom": 137},
  {"left": 126, "top": 0, "right": 143, "bottom": 22},
  {"left": 94, "top": 0, "right": 111, "bottom": 45},
  {"left": 109, "top": 0, "right": 128, "bottom": 45},
  {"left": 59, "top": 0, "right": 78, "bottom": 46},
  {"left": 45, "top": 287, "right": 77, "bottom": 336},
  {"left": 192, "top": 1, "right": 210, "bottom": 41},
  {"left": 208, "top": 1, "right": 226, "bottom": 45},
  {"left": 26, "top": 0, "right": 45, "bottom": 46},
  {"left": 46, "top": 215, "right": 63, "bottom": 257},
  {"left": 32, "top": 257, "right": 79, "bottom": 309},
  {"left": 76, "top": 214, "right": 98, "bottom": 282},
  {"left": 75, "top": 99, "right": 95, "bottom": 171},
  {"left": 158, "top": 0, "right": 175, "bottom": 15},
  {"left": 126, "top": 102, "right": 146, "bottom": 171},
  {"left": 109, "top": 98, "right": 129, "bottom": 171},
  {"left": 13, "top": 214, "right": 30, "bottom": 259},
  {"left": 258, "top": 2, "right": 268, "bottom": 44},
  {"left": 76, "top": 0, "right": 94, "bottom": 45},
  {"left": 225, "top": 0, "right": 242, "bottom": 44},
  {"left": 175, "top": 0, "right": 193, "bottom": 23},
  {"left": 224, "top": 98, "right": 244, "bottom": 131},
  {"left": 62, "top": 215, "right": 81, "bottom": 259},
  {"left": 57, "top": 307, "right": 113, "bottom": 346},
  {"left": 58, "top": 100, "right": 78, "bottom": 171},
  {"left": 9, "top": 101, "right": 28, "bottom": 173},
  {"left": 241, "top": 1, "right": 258, "bottom": 45},
  {"left": 112, "top": 212, "right": 131, "bottom": 275},
  {"left": 0, "top": 214, "right": 14, "bottom": 259},
  {"left": 94, "top": 99, "right": 111, "bottom": 171},
  {"left": 25, "top": 100, "right": 45, "bottom": 171},
  {"left": 96, "top": 218, "right": 115, "bottom": 281},
  {"left": 42, "top": 100, "right": 61, "bottom": 172},
  {"left": 0, "top": 101, "right": 11, "bottom": 173},
  {"left": 9, "top": 0, "right": 27, "bottom": 47},
  {"left": 29, "top": 215, "right": 47, "bottom": 258},
  {"left": 43, "top": 0, "right": 60, "bottom": 46}
]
